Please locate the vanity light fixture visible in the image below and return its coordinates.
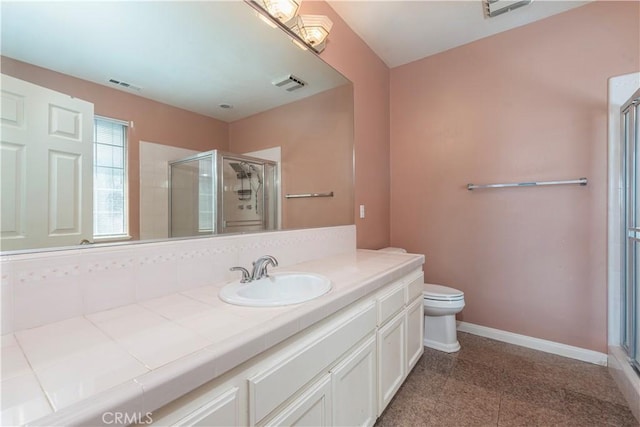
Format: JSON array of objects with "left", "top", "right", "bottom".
[
  {"left": 257, "top": 0, "right": 300, "bottom": 27},
  {"left": 290, "top": 14, "right": 333, "bottom": 52}
]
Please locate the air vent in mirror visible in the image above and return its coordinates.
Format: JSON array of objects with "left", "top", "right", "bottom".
[{"left": 272, "top": 74, "right": 307, "bottom": 92}]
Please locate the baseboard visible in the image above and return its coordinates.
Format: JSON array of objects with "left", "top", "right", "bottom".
[{"left": 457, "top": 321, "right": 608, "bottom": 366}]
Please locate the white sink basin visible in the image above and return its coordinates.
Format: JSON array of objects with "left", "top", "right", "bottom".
[{"left": 219, "top": 272, "right": 332, "bottom": 307}]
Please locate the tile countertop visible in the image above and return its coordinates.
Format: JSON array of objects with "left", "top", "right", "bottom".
[{"left": 1, "top": 250, "right": 424, "bottom": 426}]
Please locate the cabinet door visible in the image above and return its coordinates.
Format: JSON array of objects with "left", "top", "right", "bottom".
[
  {"left": 248, "top": 302, "right": 375, "bottom": 425},
  {"left": 263, "top": 374, "right": 332, "bottom": 427},
  {"left": 377, "top": 310, "right": 406, "bottom": 415},
  {"left": 406, "top": 297, "right": 424, "bottom": 372},
  {"left": 173, "top": 387, "right": 239, "bottom": 427},
  {"left": 332, "top": 335, "right": 377, "bottom": 427}
]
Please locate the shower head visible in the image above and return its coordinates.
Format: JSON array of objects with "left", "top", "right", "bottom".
[
  {"left": 248, "top": 164, "right": 263, "bottom": 185},
  {"left": 229, "top": 162, "right": 250, "bottom": 179}
]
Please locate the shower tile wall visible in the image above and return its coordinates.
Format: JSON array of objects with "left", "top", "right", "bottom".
[{"left": 139, "top": 141, "right": 198, "bottom": 240}]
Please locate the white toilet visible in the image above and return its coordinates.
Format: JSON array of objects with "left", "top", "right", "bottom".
[
  {"left": 423, "top": 284, "right": 465, "bottom": 352},
  {"left": 378, "top": 247, "right": 465, "bottom": 353}
]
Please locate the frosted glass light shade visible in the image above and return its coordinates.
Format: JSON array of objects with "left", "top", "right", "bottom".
[
  {"left": 259, "top": 0, "right": 300, "bottom": 26},
  {"left": 292, "top": 14, "right": 333, "bottom": 51}
]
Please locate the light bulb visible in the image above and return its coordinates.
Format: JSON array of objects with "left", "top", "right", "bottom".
[{"left": 260, "top": 0, "right": 300, "bottom": 26}]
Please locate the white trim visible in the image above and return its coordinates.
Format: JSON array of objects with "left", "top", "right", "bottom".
[
  {"left": 457, "top": 321, "right": 608, "bottom": 366},
  {"left": 94, "top": 114, "right": 130, "bottom": 127}
]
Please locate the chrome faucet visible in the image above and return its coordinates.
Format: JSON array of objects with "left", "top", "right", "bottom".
[
  {"left": 229, "top": 255, "right": 279, "bottom": 283},
  {"left": 251, "top": 255, "right": 278, "bottom": 281}
]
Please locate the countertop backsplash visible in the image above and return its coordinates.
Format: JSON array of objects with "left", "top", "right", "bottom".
[{"left": 1, "top": 225, "right": 356, "bottom": 335}]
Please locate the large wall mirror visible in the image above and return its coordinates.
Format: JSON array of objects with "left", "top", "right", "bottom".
[{"left": 0, "top": 1, "right": 354, "bottom": 254}]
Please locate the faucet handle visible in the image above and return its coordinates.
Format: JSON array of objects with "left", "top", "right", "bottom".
[{"left": 230, "top": 266, "right": 251, "bottom": 283}]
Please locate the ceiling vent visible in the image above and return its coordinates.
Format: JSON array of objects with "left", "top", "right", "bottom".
[
  {"left": 484, "top": 0, "right": 533, "bottom": 18},
  {"left": 272, "top": 74, "right": 307, "bottom": 92},
  {"left": 108, "top": 78, "right": 142, "bottom": 91}
]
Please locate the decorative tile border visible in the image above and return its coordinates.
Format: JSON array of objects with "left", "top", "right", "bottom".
[{"left": 1, "top": 225, "right": 356, "bottom": 334}]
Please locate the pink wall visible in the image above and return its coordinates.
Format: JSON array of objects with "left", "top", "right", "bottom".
[
  {"left": 229, "top": 85, "right": 354, "bottom": 229},
  {"left": 1, "top": 57, "right": 229, "bottom": 240},
  {"left": 302, "top": 1, "right": 391, "bottom": 249},
  {"left": 390, "top": 1, "right": 640, "bottom": 352}
]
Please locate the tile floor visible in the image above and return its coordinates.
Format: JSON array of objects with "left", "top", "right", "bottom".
[{"left": 376, "top": 332, "right": 639, "bottom": 426}]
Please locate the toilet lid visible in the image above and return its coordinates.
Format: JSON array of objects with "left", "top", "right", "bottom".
[{"left": 423, "top": 284, "right": 464, "bottom": 301}]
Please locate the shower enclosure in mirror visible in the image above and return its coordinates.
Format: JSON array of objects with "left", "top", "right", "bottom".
[{"left": 169, "top": 151, "right": 277, "bottom": 237}]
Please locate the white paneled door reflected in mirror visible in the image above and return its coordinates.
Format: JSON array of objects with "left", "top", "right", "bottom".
[{"left": 0, "top": 0, "right": 354, "bottom": 253}]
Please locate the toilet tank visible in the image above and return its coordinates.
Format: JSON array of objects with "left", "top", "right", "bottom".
[{"left": 378, "top": 247, "right": 408, "bottom": 253}]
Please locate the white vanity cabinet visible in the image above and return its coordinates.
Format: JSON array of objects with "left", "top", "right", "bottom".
[
  {"left": 331, "top": 335, "right": 377, "bottom": 427},
  {"left": 249, "top": 301, "right": 376, "bottom": 426},
  {"left": 147, "top": 379, "right": 245, "bottom": 427},
  {"left": 171, "top": 387, "right": 240, "bottom": 427},
  {"left": 406, "top": 296, "right": 425, "bottom": 370},
  {"left": 146, "top": 268, "right": 424, "bottom": 427},
  {"left": 377, "top": 309, "right": 406, "bottom": 412},
  {"left": 376, "top": 270, "right": 424, "bottom": 415},
  {"left": 263, "top": 374, "right": 333, "bottom": 427}
]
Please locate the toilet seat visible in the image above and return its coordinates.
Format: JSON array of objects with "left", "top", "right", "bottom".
[{"left": 423, "top": 284, "right": 464, "bottom": 302}]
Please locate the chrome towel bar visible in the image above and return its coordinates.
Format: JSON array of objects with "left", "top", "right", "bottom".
[
  {"left": 285, "top": 191, "right": 334, "bottom": 199},
  {"left": 467, "top": 178, "right": 587, "bottom": 191}
]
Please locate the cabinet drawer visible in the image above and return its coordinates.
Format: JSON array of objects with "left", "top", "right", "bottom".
[
  {"left": 406, "top": 273, "right": 424, "bottom": 303},
  {"left": 249, "top": 301, "right": 376, "bottom": 424},
  {"left": 377, "top": 282, "right": 405, "bottom": 326}
]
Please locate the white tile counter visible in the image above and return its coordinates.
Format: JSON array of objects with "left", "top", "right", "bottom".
[{"left": 1, "top": 250, "right": 424, "bottom": 426}]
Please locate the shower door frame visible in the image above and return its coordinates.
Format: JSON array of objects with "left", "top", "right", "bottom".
[
  {"left": 168, "top": 151, "right": 218, "bottom": 237},
  {"left": 621, "top": 88, "right": 640, "bottom": 372},
  {"left": 168, "top": 150, "right": 278, "bottom": 237},
  {"left": 216, "top": 152, "right": 277, "bottom": 234}
]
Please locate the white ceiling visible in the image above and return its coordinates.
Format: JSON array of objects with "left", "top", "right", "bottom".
[{"left": 326, "top": 0, "right": 591, "bottom": 68}]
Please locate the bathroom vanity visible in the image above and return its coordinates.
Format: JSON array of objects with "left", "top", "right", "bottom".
[
  {"left": 147, "top": 266, "right": 424, "bottom": 426},
  {"left": 1, "top": 241, "right": 424, "bottom": 426}
]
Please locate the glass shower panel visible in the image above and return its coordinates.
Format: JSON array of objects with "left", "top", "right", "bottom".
[
  {"left": 198, "top": 157, "right": 214, "bottom": 233},
  {"left": 635, "top": 100, "right": 640, "bottom": 370},
  {"left": 264, "top": 162, "right": 277, "bottom": 230},
  {"left": 622, "top": 89, "right": 640, "bottom": 372},
  {"left": 169, "top": 150, "right": 278, "bottom": 237},
  {"left": 169, "top": 154, "right": 214, "bottom": 238}
]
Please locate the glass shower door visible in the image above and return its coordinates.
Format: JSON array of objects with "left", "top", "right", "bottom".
[
  {"left": 622, "top": 89, "right": 640, "bottom": 372},
  {"left": 169, "top": 154, "right": 214, "bottom": 238}
]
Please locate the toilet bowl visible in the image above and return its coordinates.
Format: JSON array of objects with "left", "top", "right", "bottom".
[
  {"left": 378, "top": 248, "right": 465, "bottom": 353},
  {"left": 423, "top": 284, "right": 465, "bottom": 353}
]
